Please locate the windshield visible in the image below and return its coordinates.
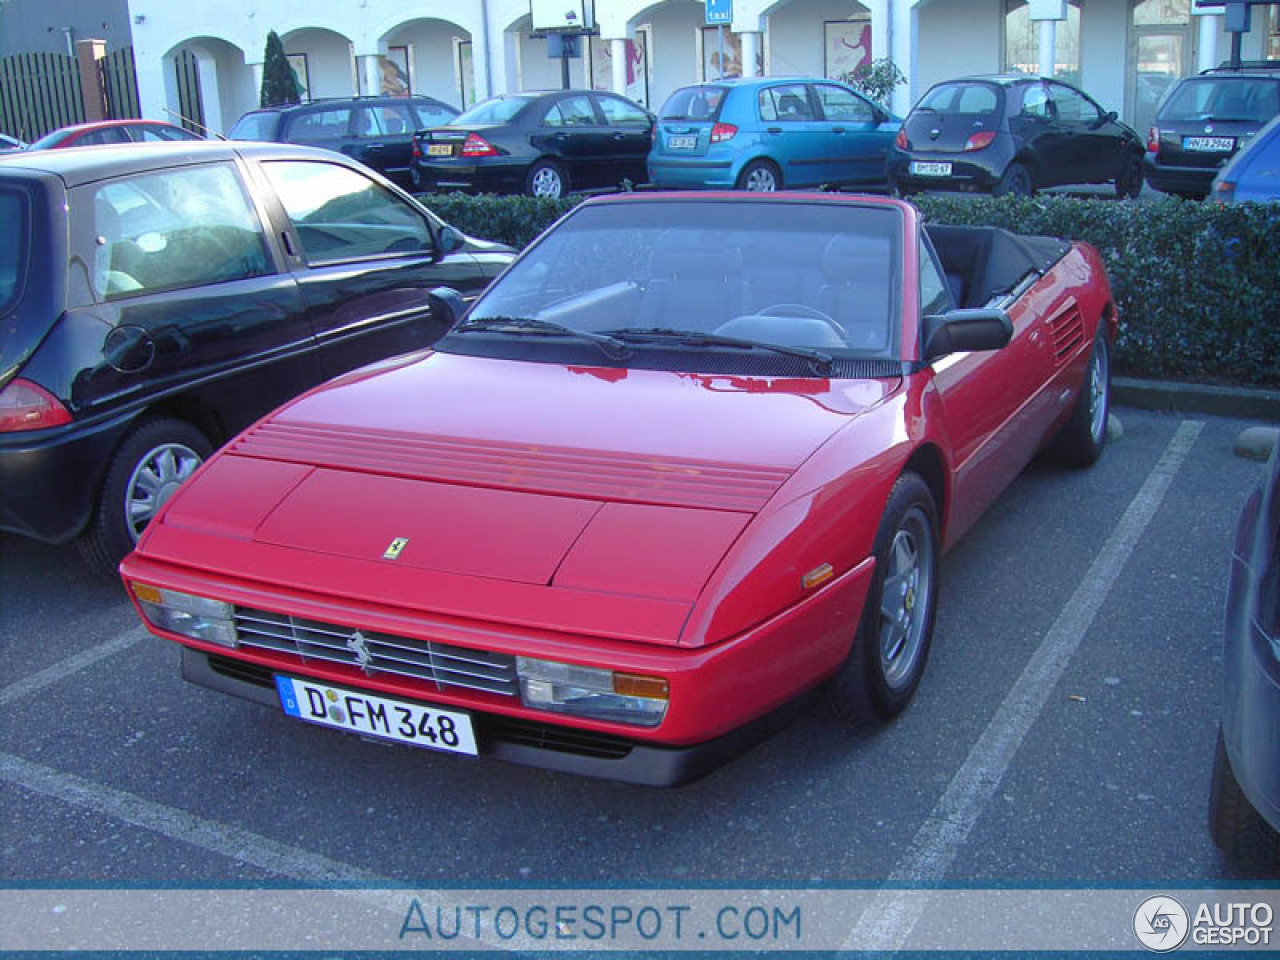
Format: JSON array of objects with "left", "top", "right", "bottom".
[
  {"left": 446, "top": 200, "right": 902, "bottom": 375},
  {"left": 1160, "top": 78, "right": 1280, "bottom": 123},
  {"left": 453, "top": 97, "right": 533, "bottom": 125},
  {"left": 659, "top": 86, "right": 728, "bottom": 121},
  {"left": 916, "top": 82, "right": 1002, "bottom": 116},
  {"left": 230, "top": 112, "right": 279, "bottom": 140},
  {"left": 0, "top": 190, "right": 25, "bottom": 314}
]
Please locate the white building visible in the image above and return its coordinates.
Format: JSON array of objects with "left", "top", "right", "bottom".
[{"left": 128, "top": 0, "right": 1279, "bottom": 139}]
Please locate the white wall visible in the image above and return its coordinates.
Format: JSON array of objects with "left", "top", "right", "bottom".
[
  {"left": 1079, "top": 1, "right": 1128, "bottom": 115},
  {"left": 914, "top": 0, "right": 1001, "bottom": 101},
  {"left": 516, "top": 30, "right": 592, "bottom": 90},
  {"left": 764, "top": 0, "right": 867, "bottom": 78},
  {"left": 384, "top": 19, "right": 471, "bottom": 107},
  {"left": 283, "top": 28, "right": 354, "bottom": 99},
  {"left": 636, "top": 1, "right": 703, "bottom": 109}
]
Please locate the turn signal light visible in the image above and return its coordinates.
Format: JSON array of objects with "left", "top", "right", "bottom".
[
  {"left": 710, "top": 122, "right": 737, "bottom": 143},
  {"left": 963, "top": 130, "right": 996, "bottom": 152},
  {"left": 0, "top": 378, "right": 72, "bottom": 432},
  {"left": 1147, "top": 125, "right": 1161, "bottom": 154},
  {"left": 461, "top": 133, "right": 499, "bottom": 157}
]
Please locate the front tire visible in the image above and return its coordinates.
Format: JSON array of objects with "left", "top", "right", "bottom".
[
  {"left": 526, "top": 159, "right": 567, "bottom": 198},
  {"left": 737, "top": 159, "right": 781, "bottom": 192},
  {"left": 826, "top": 473, "right": 940, "bottom": 727},
  {"left": 1209, "top": 727, "right": 1280, "bottom": 867},
  {"left": 1049, "top": 331, "right": 1110, "bottom": 467},
  {"left": 993, "top": 161, "right": 1034, "bottom": 197},
  {"left": 77, "top": 417, "right": 211, "bottom": 578}
]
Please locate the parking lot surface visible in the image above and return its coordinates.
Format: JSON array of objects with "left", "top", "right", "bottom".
[{"left": 1, "top": 407, "right": 1273, "bottom": 897}]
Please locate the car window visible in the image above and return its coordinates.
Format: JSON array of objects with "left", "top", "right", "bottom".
[
  {"left": 136, "top": 125, "right": 195, "bottom": 142},
  {"left": 355, "top": 104, "right": 415, "bottom": 138},
  {"left": 1161, "top": 78, "right": 1280, "bottom": 123},
  {"left": 1021, "top": 84, "right": 1052, "bottom": 118},
  {"left": 760, "top": 84, "right": 814, "bottom": 122},
  {"left": 79, "top": 128, "right": 130, "bottom": 146},
  {"left": 262, "top": 160, "right": 433, "bottom": 263},
  {"left": 595, "top": 95, "right": 649, "bottom": 125},
  {"left": 918, "top": 83, "right": 1000, "bottom": 115},
  {"left": 0, "top": 190, "right": 25, "bottom": 312},
  {"left": 84, "top": 163, "right": 271, "bottom": 301},
  {"left": 411, "top": 100, "right": 458, "bottom": 127},
  {"left": 1048, "top": 84, "right": 1100, "bottom": 126},
  {"left": 230, "top": 112, "right": 279, "bottom": 140},
  {"left": 812, "top": 84, "right": 874, "bottom": 123},
  {"left": 283, "top": 108, "right": 352, "bottom": 143},
  {"left": 544, "top": 96, "right": 598, "bottom": 127},
  {"left": 454, "top": 97, "right": 532, "bottom": 125},
  {"left": 659, "top": 86, "right": 727, "bottom": 121},
  {"left": 919, "top": 236, "right": 951, "bottom": 318}
]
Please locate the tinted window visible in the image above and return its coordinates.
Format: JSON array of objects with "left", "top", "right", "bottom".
[
  {"left": 813, "top": 84, "right": 874, "bottom": 123},
  {"left": 411, "top": 100, "right": 458, "bottom": 126},
  {"left": 919, "top": 83, "right": 1000, "bottom": 115},
  {"left": 355, "top": 103, "right": 415, "bottom": 137},
  {"left": 230, "top": 112, "right": 280, "bottom": 140},
  {"left": 86, "top": 164, "right": 271, "bottom": 301},
  {"left": 1048, "top": 84, "right": 1100, "bottom": 126},
  {"left": 596, "top": 95, "right": 649, "bottom": 124},
  {"left": 0, "top": 190, "right": 25, "bottom": 312},
  {"left": 136, "top": 125, "right": 198, "bottom": 142},
  {"left": 1161, "top": 78, "right": 1280, "bottom": 123},
  {"left": 1021, "top": 84, "right": 1052, "bottom": 118},
  {"left": 283, "top": 108, "right": 351, "bottom": 142},
  {"left": 658, "top": 86, "right": 727, "bottom": 121},
  {"left": 453, "top": 97, "right": 532, "bottom": 125},
  {"left": 544, "top": 96, "right": 597, "bottom": 127},
  {"left": 79, "top": 128, "right": 130, "bottom": 146},
  {"left": 760, "top": 84, "right": 814, "bottom": 121},
  {"left": 262, "top": 160, "right": 432, "bottom": 263}
]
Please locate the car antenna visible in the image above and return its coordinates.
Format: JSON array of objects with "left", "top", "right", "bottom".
[{"left": 161, "top": 108, "right": 228, "bottom": 141}]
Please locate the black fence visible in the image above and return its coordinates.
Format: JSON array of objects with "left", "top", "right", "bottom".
[{"left": 0, "top": 45, "right": 142, "bottom": 142}]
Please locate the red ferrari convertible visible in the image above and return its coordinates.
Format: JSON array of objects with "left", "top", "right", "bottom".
[{"left": 121, "top": 193, "right": 1117, "bottom": 785}]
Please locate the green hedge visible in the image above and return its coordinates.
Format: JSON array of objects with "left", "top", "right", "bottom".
[{"left": 419, "top": 191, "right": 1280, "bottom": 387}]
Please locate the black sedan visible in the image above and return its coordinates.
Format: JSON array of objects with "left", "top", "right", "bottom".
[
  {"left": 1211, "top": 434, "right": 1280, "bottom": 867},
  {"left": 888, "top": 75, "right": 1144, "bottom": 198},
  {"left": 0, "top": 141, "right": 513, "bottom": 576},
  {"left": 412, "top": 90, "right": 654, "bottom": 197}
]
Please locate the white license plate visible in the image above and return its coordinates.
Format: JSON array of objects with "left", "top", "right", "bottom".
[
  {"left": 910, "top": 161, "right": 952, "bottom": 177},
  {"left": 275, "top": 676, "right": 477, "bottom": 755},
  {"left": 426, "top": 143, "right": 453, "bottom": 156},
  {"left": 1183, "top": 136, "right": 1234, "bottom": 152},
  {"left": 667, "top": 135, "right": 697, "bottom": 150}
]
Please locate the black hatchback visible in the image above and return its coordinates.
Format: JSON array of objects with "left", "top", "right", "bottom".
[
  {"left": 888, "top": 75, "right": 1145, "bottom": 198},
  {"left": 1144, "top": 66, "right": 1280, "bottom": 200},
  {"left": 230, "top": 95, "right": 460, "bottom": 189},
  {"left": 412, "top": 90, "right": 654, "bottom": 197},
  {"left": 0, "top": 141, "right": 513, "bottom": 575}
]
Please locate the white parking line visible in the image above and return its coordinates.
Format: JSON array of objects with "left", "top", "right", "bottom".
[
  {"left": 0, "top": 627, "right": 148, "bottom": 708},
  {"left": 844, "top": 419, "right": 1204, "bottom": 951}
]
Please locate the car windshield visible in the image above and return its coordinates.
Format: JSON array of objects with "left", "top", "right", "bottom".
[
  {"left": 1160, "top": 77, "right": 1280, "bottom": 123},
  {"left": 229, "top": 112, "right": 278, "bottom": 140},
  {"left": 659, "top": 86, "right": 728, "bottom": 121},
  {"left": 916, "top": 82, "right": 1001, "bottom": 116},
  {"left": 0, "top": 189, "right": 27, "bottom": 316},
  {"left": 446, "top": 200, "right": 902, "bottom": 375},
  {"left": 453, "top": 97, "right": 533, "bottom": 125}
]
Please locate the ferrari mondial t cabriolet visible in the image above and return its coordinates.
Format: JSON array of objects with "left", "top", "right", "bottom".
[{"left": 121, "top": 193, "right": 1117, "bottom": 786}]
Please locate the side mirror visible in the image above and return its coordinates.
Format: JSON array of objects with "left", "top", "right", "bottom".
[
  {"left": 428, "top": 286, "right": 467, "bottom": 330},
  {"left": 872, "top": 106, "right": 888, "bottom": 125},
  {"left": 436, "top": 225, "right": 463, "bottom": 256},
  {"left": 922, "top": 308, "right": 1012, "bottom": 363}
]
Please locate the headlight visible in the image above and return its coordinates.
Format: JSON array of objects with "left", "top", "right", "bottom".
[
  {"left": 516, "top": 657, "right": 668, "bottom": 727},
  {"left": 130, "top": 583, "right": 236, "bottom": 649}
]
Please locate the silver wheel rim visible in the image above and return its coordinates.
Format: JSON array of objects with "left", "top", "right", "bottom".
[
  {"left": 744, "top": 166, "right": 777, "bottom": 191},
  {"left": 531, "top": 166, "right": 562, "bottom": 197},
  {"left": 1088, "top": 340, "right": 1109, "bottom": 444},
  {"left": 878, "top": 507, "right": 934, "bottom": 690},
  {"left": 124, "top": 442, "right": 203, "bottom": 542}
]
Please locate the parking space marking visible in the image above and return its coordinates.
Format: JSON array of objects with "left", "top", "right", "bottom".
[
  {"left": 0, "top": 627, "right": 148, "bottom": 708},
  {"left": 844, "top": 419, "right": 1204, "bottom": 951}
]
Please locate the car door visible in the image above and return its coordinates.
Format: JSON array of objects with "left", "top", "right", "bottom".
[
  {"left": 348, "top": 101, "right": 418, "bottom": 186},
  {"left": 66, "top": 159, "right": 314, "bottom": 434},
  {"left": 532, "top": 94, "right": 612, "bottom": 188},
  {"left": 253, "top": 157, "right": 489, "bottom": 378},
  {"left": 1046, "top": 82, "right": 1121, "bottom": 185},
  {"left": 756, "top": 82, "right": 828, "bottom": 187},
  {"left": 1008, "top": 82, "right": 1069, "bottom": 186},
  {"left": 591, "top": 93, "right": 654, "bottom": 186},
  {"left": 810, "top": 82, "right": 892, "bottom": 185},
  {"left": 280, "top": 105, "right": 355, "bottom": 157}
]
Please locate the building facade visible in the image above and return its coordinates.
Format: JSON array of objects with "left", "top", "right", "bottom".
[{"left": 124, "top": 0, "right": 1279, "bottom": 136}]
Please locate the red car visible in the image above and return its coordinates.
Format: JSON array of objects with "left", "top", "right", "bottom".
[
  {"left": 120, "top": 193, "right": 1117, "bottom": 786},
  {"left": 27, "top": 119, "right": 201, "bottom": 150}
]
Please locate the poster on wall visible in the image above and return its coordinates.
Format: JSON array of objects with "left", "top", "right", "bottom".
[
  {"left": 824, "top": 19, "right": 871, "bottom": 80},
  {"left": 701, "top": 27, "right": 744, "bottom": 80},
  {"left": 380, "top": 46, "right": 411, "bottom": 96},
  {"left": 286, "top": 53, "right": 310, "bottom": 101},
  {"left": 589, "top": 35, "right": 649, "bottom": 105},
  {"left": 457, "top": 41, "right": 475, "bottom": 106}
]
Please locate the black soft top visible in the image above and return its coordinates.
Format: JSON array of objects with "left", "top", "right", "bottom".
[{"left": 926, "top": 224, "right": 1071, "bottom": 309}]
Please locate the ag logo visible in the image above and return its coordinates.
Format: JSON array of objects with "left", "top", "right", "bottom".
[{"left": 1134, "top": 896, "right": 1190, "bottom": 952}]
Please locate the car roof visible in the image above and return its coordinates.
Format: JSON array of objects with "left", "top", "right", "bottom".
[
  {"left": 244, "top": 94, "right": 451, "bottom": 114},
  {"left": 45, "top": 118, "right": 182, "bottom": 135},
  {"left": 0, "top": 139, "right": 361, "bottom": 187}
]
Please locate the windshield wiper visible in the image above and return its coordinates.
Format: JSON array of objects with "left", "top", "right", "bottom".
[
  {"left": 601, "top": 327, "right": 834, "bottom": 376},
  {"left": 451, "top": 317, "right": 630, "bottom": 360}
]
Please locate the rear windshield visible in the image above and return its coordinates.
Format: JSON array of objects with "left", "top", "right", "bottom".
[
  {"left": 1159, "top": 77, "right": 1280, "bottom": 124},
  {"left": 0, "top": 190, "right": 26, "bottom": 313},
  {"left": 659, "top": 86, "right": 728, "bottom": 121},
  {"left": 229, "top": 112, "right": 279, "bottom": 140},
  {"left": 453, "top": 97, "right": 533, "bottom": 125},
  {"left": 916, "top": 82, "right": 1002, "bottom": 116}
]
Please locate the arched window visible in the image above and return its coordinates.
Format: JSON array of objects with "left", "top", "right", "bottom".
[{"left": 1004, "top": 0, "right": 1083, "bottom": 86}]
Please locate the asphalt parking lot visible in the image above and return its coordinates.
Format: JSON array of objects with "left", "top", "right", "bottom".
[{"left": 0, "top": 407, "right": 1273, "bottom": 912}]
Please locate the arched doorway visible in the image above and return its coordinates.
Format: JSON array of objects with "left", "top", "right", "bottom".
[{"left": 164, "top": 38, "right": 253, "bottom": 136}]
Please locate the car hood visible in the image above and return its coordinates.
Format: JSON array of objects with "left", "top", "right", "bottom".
[{"left": 143, "top": 352, "right": 895, "bottom": 644}]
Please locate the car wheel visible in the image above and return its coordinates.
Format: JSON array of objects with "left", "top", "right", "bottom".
[
  {"left": 526, "top": 160, "right": 568, "bottom": 198},
  {"left": 1115, "top": 152, "right": 1143, "bottom": 199},
  {"left": 77, "top": 418, "right": 212, "bottom": 578},
  {"left": 1209, "top": 727, "right": 1280, "bottom": 866},
  {"left": 1048, "top": 331, "right": 1110, "bottom": 467},
  {"left": 737, "top": 160, "right": 781, "bottom": 192},
  {"left": 826, "top": 472, "right": 940, "bottom": 727},
  {"left": 993, "top": 161, "right": 1034, "bottom": 197}
]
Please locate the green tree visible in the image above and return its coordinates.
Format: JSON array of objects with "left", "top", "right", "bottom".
[
  {"left": 840, "top": 58, "right": 907, "bottom": 108},
  {"left": 260, "top": 30, "right": 300, "bottom": 108}
]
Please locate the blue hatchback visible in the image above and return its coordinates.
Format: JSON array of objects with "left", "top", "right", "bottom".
[{"left": 647, "top": 77, "right": 900, "bottom": 191}]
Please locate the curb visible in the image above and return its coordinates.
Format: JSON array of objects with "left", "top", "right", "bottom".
[{"left": 1113, "top": 377, "right": 1280, "bottom": 422}]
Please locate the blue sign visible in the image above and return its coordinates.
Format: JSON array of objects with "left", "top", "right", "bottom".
[{"left": 705, "top": 0, "right": 732, "bottom": 26}]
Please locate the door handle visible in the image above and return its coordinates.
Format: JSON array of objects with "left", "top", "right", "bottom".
[
  {"left": 365, "top": 143, "right": 386, "bottom": 151},
  {"left": 767, "top": 127, "right": 782, "bottom": 135},
  {"left": 832, "top": 127, "right": 846, "bottom": 134},
  {"left": 612, "top": 132, "right": 626, "bottom": 140}
]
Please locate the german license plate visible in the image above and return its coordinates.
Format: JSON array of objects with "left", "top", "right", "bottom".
[
  {"left": 1183, "top": 136, "right": 1234, "bottom": 152},
  {"left": 667, "top": 135, "right": 697, "bottom": 150},
  {"left": 427, "top": 143, "right": 453, "bottom": 156},
  {"left": 910, "top": 161, "right": 952, "bottom": 177},
  {"left": 275, "top": 676, "right": 477, "bottom": 755}
]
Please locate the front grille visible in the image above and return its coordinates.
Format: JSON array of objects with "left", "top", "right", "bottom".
[{"left": 233, "top": 606, "right": 518, "bottom": 698}]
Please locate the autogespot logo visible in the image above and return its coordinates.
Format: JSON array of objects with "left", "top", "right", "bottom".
[{"left": 1134, "top": 896, "right": 1190, "bottom": 952}]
